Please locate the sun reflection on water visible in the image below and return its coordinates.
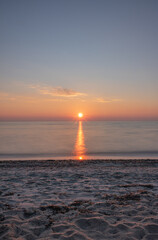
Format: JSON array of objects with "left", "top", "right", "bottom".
[{"left": 74, "top": 121, "right": 86, "bottom": 160}]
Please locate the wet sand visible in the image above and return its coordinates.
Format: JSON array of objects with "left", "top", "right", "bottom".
[{"left": 0, "top": 160, "right": 158, "bottom": 240}]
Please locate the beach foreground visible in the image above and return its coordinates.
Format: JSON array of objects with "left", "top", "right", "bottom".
[{"left": 0, "top": 160, "right": 158, "bottom": 240}]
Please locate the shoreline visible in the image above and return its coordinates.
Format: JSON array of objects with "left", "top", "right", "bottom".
[{"left": 0, "top": 158, "right": 158, "bottom": 168}]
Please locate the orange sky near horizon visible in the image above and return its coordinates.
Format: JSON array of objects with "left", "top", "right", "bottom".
[{"left": 0, "top": 92, "right": 158, "bottom": 121}]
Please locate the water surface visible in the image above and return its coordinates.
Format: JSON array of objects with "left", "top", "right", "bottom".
[{"left": 0, "top": 121, "right": 158, "bottom": 160}]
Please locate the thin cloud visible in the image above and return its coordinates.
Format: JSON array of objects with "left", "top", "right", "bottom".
[
  {"left": 0, "top": 92, "right": 16, "bottom": 101},
  {"left": 0, "top": 92, "right": 9, "bottom": 98},
  {"left": 30, "top": 85, "right": 86, "bottom": 98},
  {"left": 95, "top": 97, "right": 123, "bottom": 103},
  {"left": 0, "top": 92, "right": 39, "bottom": 103}
]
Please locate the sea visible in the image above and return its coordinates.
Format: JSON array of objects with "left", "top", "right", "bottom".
[{"left": 0, "top": 121, "right": 158, "bottom": 160}]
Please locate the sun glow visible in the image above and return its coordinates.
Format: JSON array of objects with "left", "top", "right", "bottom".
[{"left": 78, "top": 112, "right": 83, "bottom": 118}]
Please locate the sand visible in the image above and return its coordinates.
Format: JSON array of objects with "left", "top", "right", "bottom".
[{"left": 0, "top": 159, "right": 158, "bottom": 240}]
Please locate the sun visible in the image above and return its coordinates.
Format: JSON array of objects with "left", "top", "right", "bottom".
[{"left": 78, "top": 112, "right": 83, "bottom": 118}]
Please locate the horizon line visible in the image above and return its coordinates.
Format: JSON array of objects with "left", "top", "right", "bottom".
[{"left": 0, "top": 118, "right": 158, "bottom": 122}]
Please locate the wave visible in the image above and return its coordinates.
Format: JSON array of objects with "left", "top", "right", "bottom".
[{"left": 0, "top": 150, "right": 158, "bottom": 160}]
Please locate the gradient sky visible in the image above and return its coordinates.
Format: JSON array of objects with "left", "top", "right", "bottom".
[{"left": 0, "top": 0, "right": 158, "bottom": 120}]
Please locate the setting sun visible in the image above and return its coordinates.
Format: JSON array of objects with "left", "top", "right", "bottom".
[{"left": 78, "top": 113, "right": 83, "bottom": 118}]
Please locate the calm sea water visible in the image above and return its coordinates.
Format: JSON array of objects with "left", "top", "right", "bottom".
[{"left": 0, "top": 121, "right": 158, "bottom": 160}]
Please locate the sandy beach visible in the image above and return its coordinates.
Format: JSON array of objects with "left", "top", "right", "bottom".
[{"left": 0, "top": 159, "right": 158, "bottom": 240}]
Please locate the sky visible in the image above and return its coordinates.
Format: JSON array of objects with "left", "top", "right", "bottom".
[{"left": 0, "top": 0, "right": 158, "bottom": 120}]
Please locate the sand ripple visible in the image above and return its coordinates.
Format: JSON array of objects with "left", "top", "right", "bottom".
[{"left": 0, "top": 160, "right": 158, "bottom": 239}]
